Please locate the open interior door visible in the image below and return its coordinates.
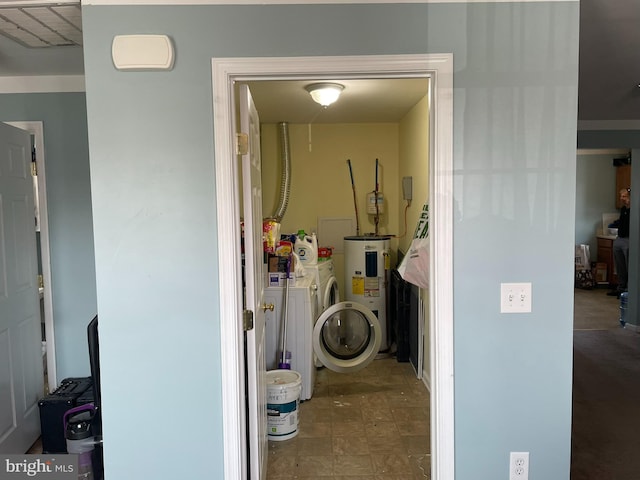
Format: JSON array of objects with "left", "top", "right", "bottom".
[
  {"left": 239, "top": 84, "right": 268, "bottom": 480},
  {"left": 0, "top": 122, "right": 44, "bottom": 453}
]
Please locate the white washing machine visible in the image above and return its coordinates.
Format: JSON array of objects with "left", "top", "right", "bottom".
[
  {"left": 264, "top": 275, "right": 318, "bottom": 401},
  {"left": 264, "top": 270, "right": 381, "bottom": 396},
  {"left": 303, "top": 260, "right": 340, "bottom": 367},
  {"left": 304, "top": 259, "right": 340, "bottom": 314}
]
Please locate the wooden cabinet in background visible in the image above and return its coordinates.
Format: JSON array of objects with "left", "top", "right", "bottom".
[
  {"left": 597, "top": 236, "right": 617, "bottom": 287},
  {"left": 616, "top": 164, "right": 631, "bottom": 209}
]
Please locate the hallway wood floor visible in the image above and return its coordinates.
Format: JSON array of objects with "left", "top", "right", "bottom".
[{"left": 571, "top": 286, "right": 638, "bottom": 480}]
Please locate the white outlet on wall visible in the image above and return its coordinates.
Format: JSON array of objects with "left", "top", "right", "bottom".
[
  {"left": 509, "top": 451, "right": 529, "bottom": 480},
  {"left": 500, "top": 283, "right": 532, "bottom": 313}
]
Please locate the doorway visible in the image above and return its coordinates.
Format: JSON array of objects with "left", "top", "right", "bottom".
[{"left": 211, "top": 53, "right": 454, "bottom": 480}]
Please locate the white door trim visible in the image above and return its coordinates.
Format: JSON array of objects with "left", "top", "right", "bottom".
[
  {"left": 5, "top": 121, "right": 57, "bottom": 392},
  {"left": 211, "top": 53, "right": 454, "bottom": 480}
]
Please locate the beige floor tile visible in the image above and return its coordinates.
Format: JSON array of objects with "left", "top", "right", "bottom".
[
  {"left": 408, "top": 453, "right": 431, "bottom": 478},
  {"left": 300, "top": 406, "right": 333, "bottom": 425},
  {"left": 371, "top": 453, "right": 413, "bottom": 475},
  {"left": 268, "top": 438, "right": 299, "bottom": 456},
  {"left": 360, "top": 395, "right": 392, "bottom": 409},
  {"left": 298, "top": 422, "right": 332, "bottom": 438},
  {"left": 303, "top": 396, "right": 335, "bottom": 408},
  {"left": 391, "top": 407, "right": 428, "bottom": 422},
  {"left": 298, "top": 437, "right": 333, "bottom": 456},
  {"left": 365, "top": 420, "right": 399, "bottom": 437},
  {"left": 383, "top": 391, "right": 428, "bottom": 408},
  {"left": 372, "top": 476, "right": 416, "bottom": 480},
  {"left": 267, "top": 455, "right": 297, "bottom": 477},
  {"left": 332, "top": 436, "right": 369, "bottom": 455},
  {"left": 330, "top": 397, "right": 361, "bottom": 408},
  {"left": 331, "top": 421, "right": 366, "bottom": 437},
  {"left": 370, "top": 374, "right": 409, "bottom": 387},
  {"left": 333, "top": 454, "right": 374, "bottom": 475},
  {"left": 400, "top": 435, "right": 430, "bottom": 454},
  {"left": 367, "top": 433, "right": 407, "bottom": 455},
  {"left": 295, "top": 455, "right": 334, "bottom": 476},
  {"left": 396, "top": 421, "right": 429, "bottom": 436},
  {"left": 331, "top": 406, "right": 363, "bottom": 422},
  {"left": 362, "top": 406, "right": 394, "bottom": 422}
]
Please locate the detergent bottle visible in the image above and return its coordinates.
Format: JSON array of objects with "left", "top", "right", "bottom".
[{"left": 294, "top": 233, "right": 318, "bottom": 265}]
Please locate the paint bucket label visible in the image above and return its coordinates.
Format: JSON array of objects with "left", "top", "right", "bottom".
[{"left": 267, "top": 399, "right": 299, "bottom": 438}]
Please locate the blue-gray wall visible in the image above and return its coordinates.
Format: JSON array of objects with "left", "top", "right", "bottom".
[
  {"left": 82, "top": 3, "right": 579, "bottom": 479},
  {"left": 0, "top": 93, "right": 97, "bottom": 381}
]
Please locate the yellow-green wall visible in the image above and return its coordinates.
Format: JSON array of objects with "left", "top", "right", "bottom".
[
  {"left": 399, "top": 94, "right": 430, "bottom": 251},
  {"left": 261, "top": 122, "right": 400, "bottom": 294},
  {"left": 398, "top": 92, "right": 430, "bottom": 382},
  {"left": 261, "top": 98, "right": 430, "bottom": 379}
]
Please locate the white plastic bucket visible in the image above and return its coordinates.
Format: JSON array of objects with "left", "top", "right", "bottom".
[{"left": 266, "top": 370, "right": 302, "bottom": 441}]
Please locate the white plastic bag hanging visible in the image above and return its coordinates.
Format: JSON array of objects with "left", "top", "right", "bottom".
[{"left": 397, "top": 204, "right": 430, "bottom": 289}]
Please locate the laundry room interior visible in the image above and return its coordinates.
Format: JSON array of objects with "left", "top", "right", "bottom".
[{"left": 244, "top": 77, "right": 433, "bottom": 476}]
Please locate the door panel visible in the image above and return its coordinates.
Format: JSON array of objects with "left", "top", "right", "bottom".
[
  {"left": 239, "top": 85, "right": 267, "bottom": 480},
  {"left": 0, "top": 122, "right": 43, "bottom": 453}
]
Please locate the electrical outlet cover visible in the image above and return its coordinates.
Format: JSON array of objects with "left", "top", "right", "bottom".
[{"left": 509, "top": 451, "right": 529, "bottom": 480}]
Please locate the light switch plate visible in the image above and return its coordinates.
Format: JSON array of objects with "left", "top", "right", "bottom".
[{"left": 501, "top": 283, "right": 532, "bottom": 313}]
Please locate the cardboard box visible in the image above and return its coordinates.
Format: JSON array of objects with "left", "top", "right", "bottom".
[
  {"left": 593, "top": 262, "right": 608, "bottom": 284},
  {"left": 268, "top": 254, "right": 295, "bottom": 273}
]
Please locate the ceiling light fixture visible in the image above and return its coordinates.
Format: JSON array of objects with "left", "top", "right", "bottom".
[{"left": 305, "top": 83, "right": 344, "bottom": 107}]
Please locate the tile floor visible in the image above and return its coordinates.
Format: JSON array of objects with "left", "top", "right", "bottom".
[{"left": 266, "top": 357, "right": 430, "bottom": 479}]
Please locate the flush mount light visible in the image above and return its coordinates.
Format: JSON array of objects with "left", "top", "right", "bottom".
[{"left": 305, "top": 83, "right": 344, "bottom": 107}]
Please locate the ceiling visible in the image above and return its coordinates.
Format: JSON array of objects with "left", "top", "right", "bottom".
[
  {"left": 0, "top": 0, "right": 638, "bottom": 126},
  {"left": 0, "top": 1, "right": 81, "bottom": 47},
  {"left": 245, "top": 79, "right": 429, "bottom": 124}
]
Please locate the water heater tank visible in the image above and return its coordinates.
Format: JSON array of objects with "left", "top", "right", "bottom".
[{"left": 344, "top": 235, "right": 391, "bottom": 352}]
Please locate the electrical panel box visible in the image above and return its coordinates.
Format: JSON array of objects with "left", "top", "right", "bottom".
[{"left": 402, "top": 176, "right": 413, "bottom": 200}]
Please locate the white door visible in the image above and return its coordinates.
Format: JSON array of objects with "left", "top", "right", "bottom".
[
  {"left": 239, "top": 84, "right": 268, "bottom": 480},
  {"left": 0, "top": 122, "right": 44, "bottom": 453}
]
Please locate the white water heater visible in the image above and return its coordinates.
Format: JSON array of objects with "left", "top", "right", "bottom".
[{"left": 344, "top": 235, "right": 391, "bottom": 352}]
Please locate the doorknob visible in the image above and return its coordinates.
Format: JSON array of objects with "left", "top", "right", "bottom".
[{"left": 262, "top": 303, "right": 274, "bottom": 312}]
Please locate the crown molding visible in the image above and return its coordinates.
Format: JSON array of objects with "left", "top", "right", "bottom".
[
  {"left": 83, "top": 0, "right": 578, "bottom": 5},
  {"left": 578, "top": 120, "right": 640, "bottom": 131},
  {"left": 0, "top": 75, "right": 85, "bottom": 93}
]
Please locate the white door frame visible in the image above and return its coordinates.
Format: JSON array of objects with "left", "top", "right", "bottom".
[
  {"left": 212, "top": 53, "right": 454, "bottom": 480},
  {"left": 5, "top": 121, "right": 57, "bottom": 392}
]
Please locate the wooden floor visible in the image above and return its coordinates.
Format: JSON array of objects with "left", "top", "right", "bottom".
[
  {"left": 571, "top": 286, "right": 639, "bottom": 480},
  {"left": 573, "top": 286, "right": 623, "bottom": 331}
]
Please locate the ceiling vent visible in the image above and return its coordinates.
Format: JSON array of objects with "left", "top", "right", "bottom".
[{"left": 0, "top": 2, "right": 82, "bottom": 48}]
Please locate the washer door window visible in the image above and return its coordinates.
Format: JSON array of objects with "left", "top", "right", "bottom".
[{"left": 313, "top": 301, "right": 381, "bottom": 373}]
